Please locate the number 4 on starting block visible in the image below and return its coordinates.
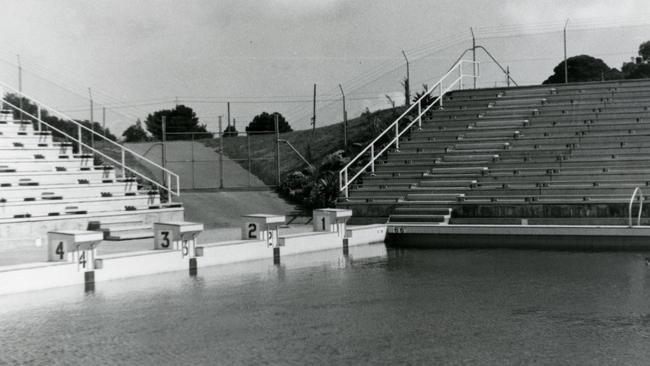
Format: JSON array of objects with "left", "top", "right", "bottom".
[{"left": 48, "top": 231, "right": 103, "bottom": 272}]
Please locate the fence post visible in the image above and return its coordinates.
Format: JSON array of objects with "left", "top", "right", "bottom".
[
  {"left": 247, "top": 133, "right": 252, "bottom": 187},
  {"left": 275, "top": 114, "right": 281, "bottom": 187},
  {"left": 218, "top": 117, "right": 224, "bottom": 189},
  {"left": 191, "top": 132, "right": 196, "bottom": 189}
]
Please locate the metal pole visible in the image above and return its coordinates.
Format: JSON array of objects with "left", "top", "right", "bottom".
[
  {"left": 161, "top": 116, "right": 167, "bottom": 169},
  {"left": 88, "top": 88, "right": 94, "bottom": 150},
  {"left": 275, "top": 113, "right": 281, "bottom": 186},
  {"left": 564, "top": 18, "right": 569, "bottom": 84},
  {"left": 402, "top": 50, "right": 410, "bottom": 106},
  {"left": 339, "top": 84, "right": 347, "bottom": 149},
  {"left": 17, "top": 54, "right": 23, "bottom": 122},
  {"left": 218, "top": 116, "right": 223, "bottom": 189},
  {"left": 102, "top": 106, "right": 106, "bottom": 136},
  {"left": 471, "top": 27, "right": 476, "bottom": 89},
  {"left": 247, "top": 133, "right": 252, "bottom": 187},
  {"left": 507, "top": 66, "right": 511, "bottom": 87},
  {"left": 191, "top": 132, "right": 195, "bottom": 189},
  {"left": 227, "top": 101, "right": 231, "bottom": 128},
  {"left": 312, "top": 84, "right": 316, "bottom": 134}
]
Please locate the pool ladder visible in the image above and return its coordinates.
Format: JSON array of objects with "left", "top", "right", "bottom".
[{"left": 628, "top": 187, "right": 644, "bottom": 227}]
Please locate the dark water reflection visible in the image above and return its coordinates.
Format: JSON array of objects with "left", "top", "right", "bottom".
[{"left": 1, "top": 245, "right": 650, "bottom": 365}]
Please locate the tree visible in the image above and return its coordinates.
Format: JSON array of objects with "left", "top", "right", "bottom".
[
  {"left": 245, "top": 112, "right": 292, "bottom": 134},
  {"left": 144, "top": 104, "right": 208, "bottom": 140},
  {"left": 122, "top": 119, "right": 149, "bottom": 142},
  {"left": 543, "top": 55, "right": 622, "bottom": 84},
  {"left": 639, "top": 40, "right": 650, "bottom": 61},
  {"left": 223, "top": 124, "right": 239, "bottom": 137}
]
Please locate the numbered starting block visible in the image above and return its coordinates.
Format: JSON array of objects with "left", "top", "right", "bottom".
[
  {"left": 48, "top": 230, "right": 103, "bottom": 272},
  {"left": 242, "top": 214, "right": 285, "bottom": 248},
  {"left": 313, "top": 208, "right": 353, "bottom": 238},
  {"left": 154, "top": 221, "right": 204, "bottom": 258}
]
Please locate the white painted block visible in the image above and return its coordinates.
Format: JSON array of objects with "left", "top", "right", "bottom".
[
  {"left": 313, "top": 208, "right": 352, "bottom": 238},
  {"left": 153, "top": 221, "right": 204, "bottom": 258},
  {"left": 241, "top": 214, "right": 285, "bottom": 247},
  {"left": 47, "top": 230, "right": 103, "bottom": 272},
  {"left": 345, "top": 224, "right": 387, "bottom": 246}
]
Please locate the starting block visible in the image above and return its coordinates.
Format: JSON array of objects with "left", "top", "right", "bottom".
[
  {"left": 242, "top": 214, "right": 285, "bottom": 248},
  {"left": 48, "top": 230, "right": 103, "bottom": 272},
  {"left": 313, "top": 208, "right": 353, "bottom": 238},
  {"left": 153, "top": 221, "right": 204, "bottom": 258}
]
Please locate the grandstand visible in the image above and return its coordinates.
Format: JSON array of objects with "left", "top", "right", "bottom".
[
  {"left": 0, "top": 93, "right": 184, "bottom": 247},
  {"left": 338, "top": 73, "right": 650, "bottom": 226}
]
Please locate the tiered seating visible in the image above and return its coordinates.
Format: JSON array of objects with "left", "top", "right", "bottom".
[
  {"left": 0, "top": 109, "right": 181, "bottom": 244},
  {"left": 340, "top": 78, "right": 650, "bottom": 224}
]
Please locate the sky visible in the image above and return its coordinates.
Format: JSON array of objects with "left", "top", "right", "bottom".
[{"left": 0, "top": 0, "right": 649, "bottom": 135}]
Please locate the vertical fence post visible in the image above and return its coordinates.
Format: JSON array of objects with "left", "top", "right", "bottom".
[
  {"left": 247, "top": 133, "right": 252, "bottom": 187},
  {"left": 344, "top": 170, "right": 349, "bottom": 199},
  {"left": 162, "top": 116, "right": 167, "bottom": 189},
  {"left": 275, "top": 114, "right": 281, "bottom": 187},
  {"left": 191, "top": 132, "right": 195, "bottom": 189},
  {"left": 218, "top": 117, "right": 224, "bottom": 189},
  {"left": 370, "top": 144, "right": 375, "bottom": 175}
]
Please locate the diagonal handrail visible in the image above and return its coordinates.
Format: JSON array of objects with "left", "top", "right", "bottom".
[
  {"left": 0, "top": 82, "right": 180, "bottom": 200},
  {"left": 338, "top": 59, "right": 478, "bottom": 198}
]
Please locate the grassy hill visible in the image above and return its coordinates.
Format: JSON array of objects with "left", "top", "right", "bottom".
[{"left": 203, "top": 106, "right": 406, "bottom": 186}]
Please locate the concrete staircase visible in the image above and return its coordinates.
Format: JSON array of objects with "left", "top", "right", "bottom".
[{"left": 339, "top": 78, "right": 650, "bottom": 225}]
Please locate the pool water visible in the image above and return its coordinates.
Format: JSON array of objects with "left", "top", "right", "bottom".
[{"left": 1, "top": 244, "right": 650, "bottom": 365}]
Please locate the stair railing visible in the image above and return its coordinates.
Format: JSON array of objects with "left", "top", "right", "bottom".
[
  {"left": 338, "top": 59, "right": 479, "bottom": 198},
  {"left": 0, "top": 84, "right": 180, "bottom": 202},
  {"left": 628, "top": 186, "right": 644, "bottom": 227}
]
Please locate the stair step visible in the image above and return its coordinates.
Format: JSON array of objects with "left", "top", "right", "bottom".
[
  {"left": 388, "top": 214, "right": 449, "bottom": 223},
  {"left": 103, "top": 225, "right": 153, "bottom": 241}
]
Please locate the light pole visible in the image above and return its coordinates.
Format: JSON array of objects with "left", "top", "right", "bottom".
[
  {"left": 339, "top": 84, "right": 347, "bottom": 149},
  {"left": 564, "top": 18, "right": 569, "bottom": 84}
]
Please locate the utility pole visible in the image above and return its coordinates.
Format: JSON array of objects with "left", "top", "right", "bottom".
[
  {"left": 17, "top": 55, "right": 23, "bottom": 121},
  {"left": 506, "top": 66, "right": 511, "bottom": 87},
  {"left": 227, "top": 101, "right": 231, "bottom": 128},
  {"left": 402, "top": 50, "right": 410, "bottom": 106},
  {"left": 88, "top": 87, "right": 94, "bottom": 149},
  {"left": 339, "top": 84, "right": 348, "bottom": 149},
  {"left": 311, "top": 84, "right": 317, "bottom": 134},
  {"left": 564, "top": 18, "right": 569, "bottom": 84},
  {"left": 471, "top": 27, "right": 477, "bottom": 89}
]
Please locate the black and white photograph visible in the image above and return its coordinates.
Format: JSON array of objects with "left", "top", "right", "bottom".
[{"left": 1, "top": 0, "right": 650, "bottom": 364}]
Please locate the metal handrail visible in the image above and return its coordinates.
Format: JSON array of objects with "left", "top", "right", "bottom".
[
  {"left": 0, "top": 84, "right": 180, "bottom": 200},
  {"left": 628, "top": 186, "right": 644, "bottom": 227},
  {"left": 338, "top": 60, "right": 478, "bottom": 198}
]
